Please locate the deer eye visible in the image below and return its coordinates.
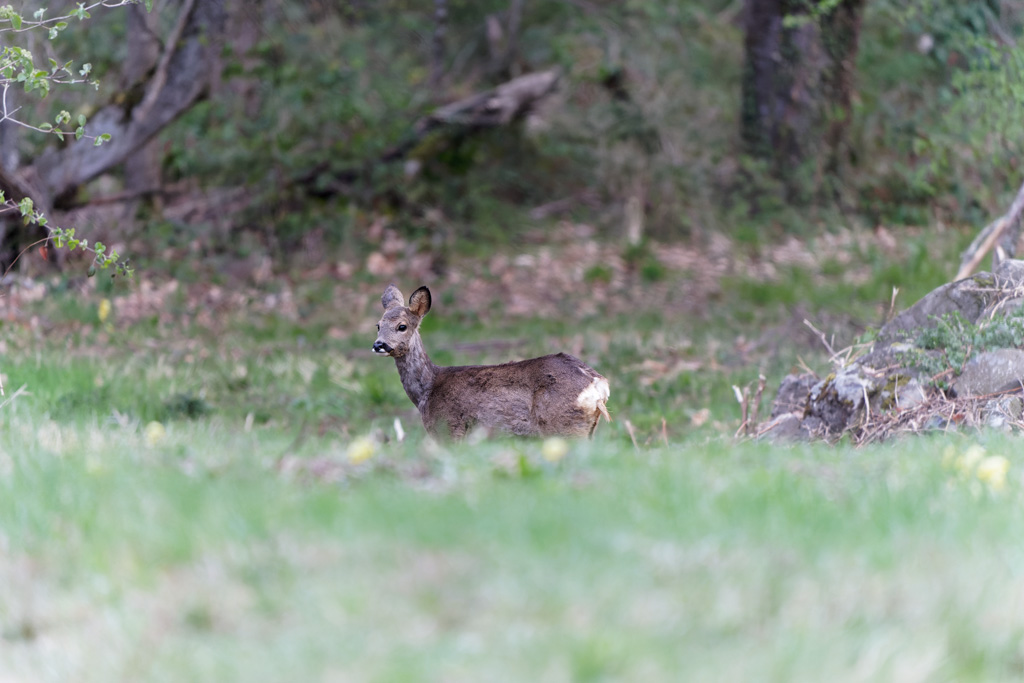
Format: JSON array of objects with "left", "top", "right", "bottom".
[
  {"left": 376, "top": 324, "right": 380, "bottom": 331},
  {"left": 398, "top": 324, "right": 407, "bottom": 331}
]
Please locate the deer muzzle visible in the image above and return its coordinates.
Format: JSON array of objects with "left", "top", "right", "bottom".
[{"left": 372, "top": 340, "right": 393, "bottom": 355}]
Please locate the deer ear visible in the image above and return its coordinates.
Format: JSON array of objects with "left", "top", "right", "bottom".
[
  {"left": 381, "top": 284, "right": 404, "bottom": 310},
  {"left": 408, "top": 286, "right": 432, "bottom": 317}
]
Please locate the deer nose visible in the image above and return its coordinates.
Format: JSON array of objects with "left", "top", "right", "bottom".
[{"left": 373, "top": 340, "right": 392, "bottom": 355}]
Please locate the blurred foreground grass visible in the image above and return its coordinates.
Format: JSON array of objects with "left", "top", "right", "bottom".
[
  {"left": 6, "top": 227, "right": 1021, "bottom": 681},
  {"left": 3, "top": 408, "right": 1024, "bottom": 681}
]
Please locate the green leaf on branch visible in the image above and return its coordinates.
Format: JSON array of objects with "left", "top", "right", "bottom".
[{"left": 49, "top": 21, "right": 68, "bottom": 40}]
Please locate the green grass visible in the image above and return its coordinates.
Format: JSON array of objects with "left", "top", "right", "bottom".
[
  {"left": 2, "top": 401, "right": 1024, "bottom": 681},
  {"left": 0, "top": 226, "right": 1009, "bottom": 681}
]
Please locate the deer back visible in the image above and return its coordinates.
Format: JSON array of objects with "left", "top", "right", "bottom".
[{"left": 423, "top": 352, "right": 609, "bottom": 439}]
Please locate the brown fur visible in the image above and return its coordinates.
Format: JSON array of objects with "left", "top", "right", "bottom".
[{"left": 373, "top": 284, "right": 610, "bottom": 440}]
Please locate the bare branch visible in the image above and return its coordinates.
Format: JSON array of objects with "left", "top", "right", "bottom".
[
  {"left": 957, "top": 177, "right": 1024, "bottom": 280},
  {"left": 133, "top": 0, "right": 197, "bottom": 122}
]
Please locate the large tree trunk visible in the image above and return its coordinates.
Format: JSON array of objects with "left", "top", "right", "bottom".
[
  {"left": 0, "top": 0, "right": 225, "bottom": 271},
  {"left": 29, "top": 0, "right": 226, "bottom": 204},
  {"left": 121, "top": 3, "right": 165, "bottom": 211},
  {"left": 740, "top": 0, "right": 866, "bottom": 204}
]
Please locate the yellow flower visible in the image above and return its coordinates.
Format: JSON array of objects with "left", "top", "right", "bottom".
[
  {"left": 955, "top": 444, "right": 987, "bottom": 476},
  {"left": 98, "top": 298, "right": 112, "bottom": 323},
  {"left": 976, "top": 455, "right": 1010, "bottom": 492},
  {"left": 347, "top": 436, "right": 376, "bottom": 464},
  {"left": 541, "top": 437, "right": 569, "bottom": 463},
  {"left": 144, "top": 421, "right": 166, "bottom": 447}
]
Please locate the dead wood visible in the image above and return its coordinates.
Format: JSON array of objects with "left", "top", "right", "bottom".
[
  {"left": 297, "top": 69, "right": 561, "bottom": 199},
  {"left": 957, "top": 177, "right": 1024, "bottom": 280},
  {"left": 425, "top": 69, "right": 559, "bottom": 128}
]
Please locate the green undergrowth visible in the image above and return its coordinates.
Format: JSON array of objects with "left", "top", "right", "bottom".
[{"left": 718, "top": 228, "right": 969, "bottom": 330}]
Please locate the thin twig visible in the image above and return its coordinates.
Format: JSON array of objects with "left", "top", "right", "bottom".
[
  {"left": 886, "top": 287, "right": 900, "bottom": 323},
  {"left": 624, "top": 419, "right": 639, "bottom": 453},
  {"left": 733, "top": 384, "right": 749, "bottom": 438},
  {"left": 0, "top": 1, "right": 135, "bottom": 33},
  {"left": 0, "top": 383, "right": 27, "bottom": 409},
  {"left": 2, "top": 237, "right": 50, "bottom": 279},
  {"left": 803, "top": 318, "right": 837, "bottom": 358}
]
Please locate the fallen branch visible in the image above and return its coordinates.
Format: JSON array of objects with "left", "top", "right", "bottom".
[
  {"left": 957, "top": 177, "right": 1024, "bottom": 280},
  {"left": 297, "top": 69, "right": 561, "bottom": 198}
]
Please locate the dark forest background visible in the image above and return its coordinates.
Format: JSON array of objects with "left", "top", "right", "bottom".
[{"left": 0, "top": 0, "right": 1020, "bottom": 275}]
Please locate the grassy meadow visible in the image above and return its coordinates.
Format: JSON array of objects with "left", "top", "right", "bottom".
[{"left": 4, "top": 228, "right": 1024, "bottom": 681}]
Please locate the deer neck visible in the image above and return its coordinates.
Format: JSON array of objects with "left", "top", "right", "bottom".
[{"left": 394, "top": 332, "right": 437, "bottom": 408}]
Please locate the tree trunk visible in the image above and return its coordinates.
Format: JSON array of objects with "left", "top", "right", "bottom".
[
  {"left": 28, "top": 0, "right": 226, "bottom": 204},
  {"left": 740, "top": 0, "right": 866, "bottom": 204},
  {"left": 488, "top": 0, "right": 525, "bottom": 81},
  {"left": 0, "top": 0, "right": 226, "bottom": 272},
  {"left": 429, "top": 0, "right": 447, "bottom": 90},
  {"left": 121, "top": 3, "right": 164, "bottom": 213}
]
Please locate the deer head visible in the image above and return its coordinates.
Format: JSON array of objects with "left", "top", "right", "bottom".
[{"left": 372, "top": 284, "right": 431, "bottom": 358}]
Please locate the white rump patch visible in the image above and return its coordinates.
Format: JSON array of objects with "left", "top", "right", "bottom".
[{"left": 577, "top": 376, "right": 611, "bottom": 422}]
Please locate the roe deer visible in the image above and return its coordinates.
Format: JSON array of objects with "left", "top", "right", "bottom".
[{"left": 372, "top": 284, "right": 610, "bottom": 440}]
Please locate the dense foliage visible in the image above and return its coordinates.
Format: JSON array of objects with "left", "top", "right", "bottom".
[{"left": 4, "top": 0, "right": 1024, "bottom": 264}]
